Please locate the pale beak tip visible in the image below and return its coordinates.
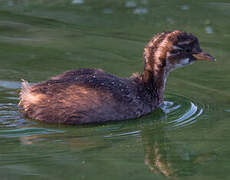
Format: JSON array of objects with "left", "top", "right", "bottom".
[{"left": 192, "top": 52, "right": 216, "bottom": 62}]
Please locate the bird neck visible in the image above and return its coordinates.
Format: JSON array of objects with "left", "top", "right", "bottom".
[
  {"left": 141, "top": 32, "right": 171, "bottom": 105},
  {"left": 141, "top": 69, "right": 167, "bottom": 105},
  {"left": 142, "top": 42, "right": 168, "bottom": 104}
]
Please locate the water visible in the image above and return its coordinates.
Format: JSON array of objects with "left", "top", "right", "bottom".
[{"left": 0, "top": 0, "right": 230, "bottom": 179}]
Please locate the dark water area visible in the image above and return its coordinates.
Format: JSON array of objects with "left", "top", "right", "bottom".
[{"left": 0, "top": 0, "right": 230, "bottom": 179}]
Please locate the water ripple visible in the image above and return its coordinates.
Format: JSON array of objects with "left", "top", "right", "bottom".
[
  {"left": 161, "top": 94, "right": 204, "bottom": 129},
  {"left": 0, "top": 83, "right": 64, "bottom": 138},
  {"left": 0, "top": 128, "right": 64, "bottom": 138},
  {"left": 0, "top": 81, "right": 203, "bottom": 138},
  {"left": 104, "top": 94, "right": 204, "bottom": 138}
]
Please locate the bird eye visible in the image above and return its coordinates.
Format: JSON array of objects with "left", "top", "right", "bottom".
[{"left": 185, "top": 48, "right": 191, "bottom": 53}]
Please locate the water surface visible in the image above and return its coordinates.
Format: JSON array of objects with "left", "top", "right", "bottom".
[{"left": 0, "top": 0, "right": 230, "bottom": 179}]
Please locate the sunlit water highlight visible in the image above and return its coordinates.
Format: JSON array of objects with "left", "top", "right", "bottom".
[{"left": 162, "top": 95, "right": 203, "bottom": 129}]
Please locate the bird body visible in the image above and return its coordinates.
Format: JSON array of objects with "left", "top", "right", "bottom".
[
  {"left": 20, "top": 69, "right": 158, "bottom": 124},
  {"left": 19, "top": 30, "right": 215, "bottom": 124}
]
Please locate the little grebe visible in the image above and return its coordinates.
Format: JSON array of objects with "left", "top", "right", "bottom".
[{"left": 19, "top": 30, "right": 215, "bottom": 124}]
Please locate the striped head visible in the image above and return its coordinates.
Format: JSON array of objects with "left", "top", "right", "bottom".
[{"left": 144, "top": 30, "right": 215, "bottom": 74}]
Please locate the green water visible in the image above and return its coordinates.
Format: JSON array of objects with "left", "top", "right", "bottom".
[{"left": 0, "top": 0, "right": 230, "bottom": 179}]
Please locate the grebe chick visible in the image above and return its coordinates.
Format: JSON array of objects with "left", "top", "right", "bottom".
[{"left": 19, "top": 30, "right": 215, "bottom": 124}]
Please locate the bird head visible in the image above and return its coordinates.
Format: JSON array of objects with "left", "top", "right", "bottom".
[{"left": 144, "top": 30, "right": 215, "bottom": 73}]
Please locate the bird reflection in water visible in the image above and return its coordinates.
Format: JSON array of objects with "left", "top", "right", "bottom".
[
  {"left": 141, "top": 113, "right": 216, "bottom": 178},
  {"left": 18, "top": 111, "right": 216, "bottom": 178}
]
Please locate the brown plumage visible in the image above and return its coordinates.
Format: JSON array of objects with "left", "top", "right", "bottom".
[{"left": 19, "top": 30, "right": 215, "bottom": 124}]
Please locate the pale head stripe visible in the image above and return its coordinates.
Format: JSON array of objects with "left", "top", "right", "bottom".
[{"left": 177, "top": 40, "right": 192, "bottom": 45}]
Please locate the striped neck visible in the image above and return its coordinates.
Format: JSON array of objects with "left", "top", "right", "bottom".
[
  {"left": 141, "top": 67, "right": 167, "bottom": 105},
  {"left": 141, "top": 32, "right": 173, "bottom": 104}
]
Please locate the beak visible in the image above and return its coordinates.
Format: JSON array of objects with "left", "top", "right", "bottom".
[{"left": 192, "top": 52, "right": 216, "bottom": 62}]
